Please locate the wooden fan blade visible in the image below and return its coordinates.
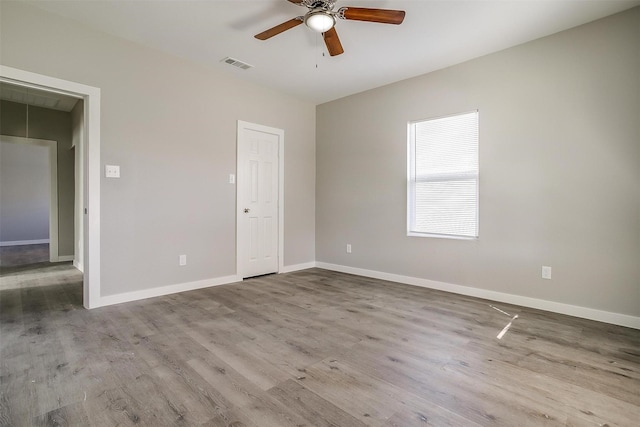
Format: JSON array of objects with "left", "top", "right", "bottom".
[
  {"left": 323, "top": 27, "right": 344, "bottom": 57},
  {"left": 341, "top": 7, "right": 405, "bottom": 25},
  {"left": 255, "top": 18, "right": 303, "bottom": 40},
  {"left": 287, "top": 0, "right": 305, "bottom": 4}
]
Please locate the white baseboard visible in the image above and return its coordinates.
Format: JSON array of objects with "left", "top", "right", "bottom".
[
  {"left": 316, "top": 262, "right": 640, "bottom": 330},
  {"left": 97, "top": 274, "right": 241, "bottom": 308},
  {"left": 88, "top": 260, "right": 640, "bottom": 330},
  {"left": 96, "top": 263, "right": 317, "bottom": 309},
  {"left": 57, "top": 255, "right": 74, "bottom": 262},
  {"left": 73, "top": 260, "right": 84, "bottom": 273},
  {"left": 0, "top": 239, "right": 49, "bottom": 247},
  {"left": 280, "top": 262, "right": 317, "bottom": 273}
]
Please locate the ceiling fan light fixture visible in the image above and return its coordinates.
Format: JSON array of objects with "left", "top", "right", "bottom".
[{"left": 305, "top": 10, "right": 335, "bottom": 33}]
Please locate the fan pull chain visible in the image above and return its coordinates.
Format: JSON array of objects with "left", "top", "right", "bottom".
[{"left": 316, "top": 32, "right": 326, "bottom": 69}]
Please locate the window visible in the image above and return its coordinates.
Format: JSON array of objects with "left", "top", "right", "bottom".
[{"left": 407, "top": 111, "right": 479, "bottom": 239}]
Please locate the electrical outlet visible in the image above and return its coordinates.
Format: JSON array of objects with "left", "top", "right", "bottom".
[
  {"left": 179, "top": 254, "right": 187, "bottom": 266},
  {"left": 542, "top": 266, "right": 552, "bottom": 280},
  {"left": 346, "top": 244, "right": 352, "bottom": 254},
  {"left": 105, "top": 165, "right": 120, "bottom": 178}
]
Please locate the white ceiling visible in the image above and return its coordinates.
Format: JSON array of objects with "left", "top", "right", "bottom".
[{"left": 25, "top": 0, "right": 640, "bottom": 105}]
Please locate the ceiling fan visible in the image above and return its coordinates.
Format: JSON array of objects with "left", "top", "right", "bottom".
[{"left": 255, "top": 0, "right": 406, "bottom": 57}]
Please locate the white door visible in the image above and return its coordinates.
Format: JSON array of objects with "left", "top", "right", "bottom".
[{"left": 237, "top": 121, "right": 282, "bottom": 278}]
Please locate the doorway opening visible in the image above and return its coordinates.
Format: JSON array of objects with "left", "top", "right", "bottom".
[
  {"left": 0, "top": 135, "right": 58, "bottom": 266},
  {"left": 0, "top": 66, "right": 101, "bottom": 308}
]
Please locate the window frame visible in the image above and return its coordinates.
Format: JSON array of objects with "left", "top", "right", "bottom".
[{"left": 407, "top": 110, "right": 479, "bottom": 240}]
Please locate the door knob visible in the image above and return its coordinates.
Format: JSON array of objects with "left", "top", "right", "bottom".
[{"left": 244, "top": 208, "right": 250, "bottom": 213}]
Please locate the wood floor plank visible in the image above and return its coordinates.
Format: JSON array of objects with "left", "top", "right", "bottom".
[
  {"left": 197, "top": 408, "right": 251, "bottom": 427},
  {"left": 187, "top": 356, "right": 309, "bottom": 427},
  {"left": 385, "top": 407, "right": 481, "bottom": 427},
  {"left": 32, "top": 401, "right": 91, "bottom": 426},
  {"left": 1, "top": 266, "right": 639, "bottom": 426},
  {"left": 333, "top": 339, "right": 570, "bottom": 426},
  {"left": 267, "top": 379, "right": 370, "bottom": 427},
  {"left": 82, "top": 385, "right": 179, "bottom": 426},
  {"left": 465, "top": 338, "right": 640, "bottom": 406},
  {"left": 181, "top": 320, "right": 291, "bottom": 391},
  {"left": 298, "top": 357, "right": 480, "bottom": 427}
]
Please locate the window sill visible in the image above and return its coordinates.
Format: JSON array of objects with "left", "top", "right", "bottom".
[{"left": 407, "top": 232, "right": 478, "bottom": 240}]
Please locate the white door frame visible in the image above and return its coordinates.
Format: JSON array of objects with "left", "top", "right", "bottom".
[
  {"left": 236, "top": 120, "right": 284, "bottom": 278},
  {"left": 0, "top": 65, "right": 101, "bottom": 309},
  {"left": 0, "top": 136, "right": 59, "bottom": 261}
]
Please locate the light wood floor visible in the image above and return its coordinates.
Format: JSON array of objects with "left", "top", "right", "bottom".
[
  {"left": 0, "top": 244, "right": 50, "bottom": 268},
  {"left": 0, "top": 244, "right": 74, "bottom": 293},
  {"left": 1, "top": 268, "right": 638, "bottom": 426}
]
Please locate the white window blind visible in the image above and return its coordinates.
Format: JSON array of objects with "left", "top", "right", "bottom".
[{"left": 408, "top": 111, "right": 479, "bottom": 238}]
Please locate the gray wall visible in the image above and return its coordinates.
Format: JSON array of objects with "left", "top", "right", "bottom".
[
  {"left": 0, "top": 99, "right": 75, "bottom": 256},
  {"left": 316, "top": 8, "right": 640, "bottom": 317},
  {"left": 0, "top": 2, "right": 316, "bottom": 297},
  {"left": 0, "top": 141, "right": 50, "bottom": 242}
]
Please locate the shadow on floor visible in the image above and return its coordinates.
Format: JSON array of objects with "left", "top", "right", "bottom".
[
  {"left": 0, "top": 243, "right": 50, "bottom": 268},
  {"left": 0, "top": 244, "right": 82, "bottom": 292}
]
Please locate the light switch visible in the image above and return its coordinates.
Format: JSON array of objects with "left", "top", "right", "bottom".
[
  {"left": 105, "top": 165, "right": 120, "bottom": 178},
  {"left": 229, "top": 174, "right": 235, "bottom": 184}
]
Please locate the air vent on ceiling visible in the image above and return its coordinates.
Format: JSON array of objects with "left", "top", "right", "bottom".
[{"left": 221, "top": 57, "right": 253, "bottom": 70}]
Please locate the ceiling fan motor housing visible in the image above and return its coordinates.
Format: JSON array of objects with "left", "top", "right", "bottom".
[{"left": 303, "top": 0, "right": 337, "bottom": 10}]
